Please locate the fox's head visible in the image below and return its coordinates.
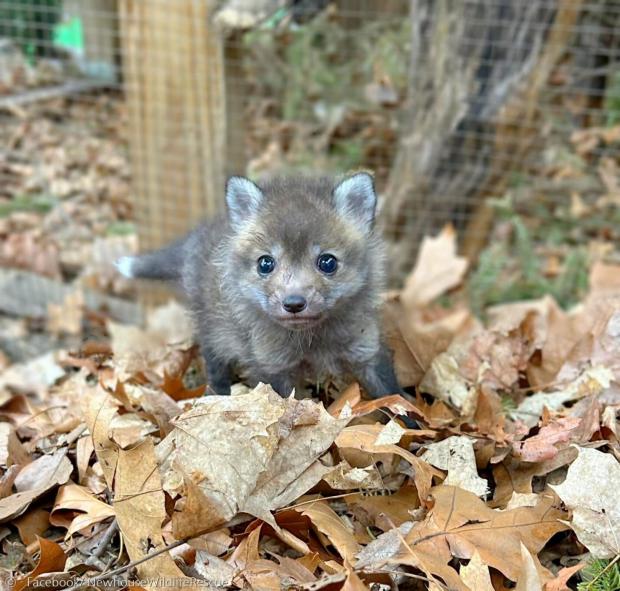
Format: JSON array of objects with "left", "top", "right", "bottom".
[{"left": 220, "top": 173, "right": 385, "bottom": 330}]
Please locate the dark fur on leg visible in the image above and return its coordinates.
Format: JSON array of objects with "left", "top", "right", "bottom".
[
  {"left": 355, "top": 344, "right": 419, "bottom": 429},
  {"left": 203, "top": 349, "right": 232, "bottom": 396}
]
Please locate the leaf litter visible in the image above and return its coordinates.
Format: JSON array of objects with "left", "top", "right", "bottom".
[
  {"left": 0, "top": 224, "right": 618, "bottom": 591},
  {"left": 0, "top": 98, "right": 619, "bottom": 589}
]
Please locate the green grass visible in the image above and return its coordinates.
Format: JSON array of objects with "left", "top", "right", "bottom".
[
  {"left": 105, "top": 221, "right": 136, "bottom": 237},
  {"left": 604, "top": 70, "right": 620, "bottom": 127},
  {"left": 0, "top": 194, "right": 55, "bottom": 217},
  {"left": 577, "top": 558, "right": 620, "bottom": 591},
  {"left": 467, "top": 199, "right": 589, "bottom": 318}
]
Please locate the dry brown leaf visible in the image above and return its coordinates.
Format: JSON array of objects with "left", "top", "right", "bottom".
[
  {"left": 109, "top": 412, "right": 157, "bottom": 449},
  {"left": 158, "top": 384, "right": 348, "bottom": 537},
  {"left": 513, "top": 367, "right": 613, "bottom": 428},
  {"left": 341, "top": 569, "right": 369, "bottom": 591},
  {"left": 401, "top": 225, "right": 468, "bottom": 309},
  {"left": 551, "top": 446, "right": 620, "bottom": 558},
  {"left": 82, "top": 384, "right": 201, "bottom": 589},
  {"left": 335, "top": 424, "right": 441, "bottom": 502},
  {"left": 46, "top": 289, "right": 84, "bottom": 336},
  {"left": 0, "top": 230, "right": 61, "bottom": 278},
  {"left": 328, "top": 382, "right": 362, "bottom": 417},
  {"left": 356, "top": 520, "right": 466, "bottom": 590},
  {"left": 228, "top": 525, "right": 261, "bottom": 571},
  {"left": 345, "top": 486, "right": 420, "bottom": 531},
  {"left": 295, "top": 500, "right": 360, "bottom": 563},
  {"left": 459, "top": 550, "right": 494, "bottom": 591},
  {"left": 76, "top": 435, "right": 94, "bottom": 484},
  {"left": 515, "top": 543, "right": 543, "bottom": 591},
  {"left": 323, "top": 461, "right": 383, "bottom": 490},
  {"left": 115, "top": 439, "right": 203, "bottom": 590},
  {"left": 349, "top": 394, "right": 423, "bottom": 420},
  {"left": 0, "top": 464, "right": 20, "bottom": 499},
  {"left": 81, "top": 384, "right": 122, "bottom": 488},
  {"left": 0, "top": 450, "right": 72, "bottom": 522},
  {"left": 514, "top": 417, "right": 582, "bottom": 462},
  {"left": 51, "top": 482, "right": 115, "bottom": 538},
  {"left": 194, "top": 551, "right": 235, "bottom": 588},
  {"left": 107, "top": 300, "right": 194, "bottom": 380},
  {"left": 13, "top": 508, "right": 50, "bottom": 546},
  {"left": 13, "top": 537, "right": 66, "bottom": 591},
  {"left": 421, "top": 436, "right": 489, "bottom": 497},
  {"left": 0, "top": 351, "right": 65, "bottom": 398},
  {"left": 384, "top": 295, "right": 473, "bottom": 387},
  {"left": 544, "top": 563, "right": 584, "bottom": 591},
  {"left": 0, "top": 422, "right": 30, "bottom": 467},
  {"left": 398, "top": 486, "right": 568, "bottom": 584}
]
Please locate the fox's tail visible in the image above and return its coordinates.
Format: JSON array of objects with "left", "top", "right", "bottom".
[{"left": 115, "top": 237, "right": 187, "bottom": 282}]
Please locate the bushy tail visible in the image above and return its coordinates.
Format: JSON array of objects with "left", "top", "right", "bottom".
[{"left": 116, "top": 237, "right": 187, "bottom": 282}]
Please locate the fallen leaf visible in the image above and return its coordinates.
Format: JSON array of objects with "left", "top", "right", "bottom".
[
  {"left": 323, "top": 462, "right": 383, "bottom": 490},
  {"left": 13, "top": 537, "right": 66, "bottom": 591},
  {"left": 342, "top": 569, "right": 369, "bottom": 590},
  {"left": 459, "top": 551, "right": 494, "bottom": 591},
  {"left": 543, "top": 563, "right": 584, "bottom": 591},
  {"left": 158, "top": 384, "right": 348, "bottom": 537},
  {"left": 422, "top": 436, "right": 489, "bottom": 497},
  {"left": 51, "top": 482, "right": 115, "bottom": 538},
  {"left": 345, "top": 486, "right": 420, "bottom": 531},
  {"left": 397, "top": 486, "right": 568, "bottom": 584},
  {"left": 0, "top": 351, "right": 65, "bottom": 397},
  {"left": 551, "top": 446, "right": 620, "bottom": 558},
  {"left": 514, "top": 417, "right": 582, "bottom": 462},
  {"left": 46, "top": 289, "right": 84, "bottom": 336},
  {"left": 0, "top": 422, "right": 30, "bottom": 466},
  {"left": 516, "top": 543, "right": 543, "bottom": 591},
  {"left": 107, "top": 300, "right": 194, "bottom": 380},
  {"left": 114, "top": 439, "right": 203, "bottom": 589},
  {"left": 335, "top": 424, "right": 441, "bottom": 502},
  {"left": 401, "top": 225, "right": 468, "bottom": 308},
  {"left": 109, "top": 412, "right": 157, "bottom": 449},
  {"left": 0, "top": 450, "right": 72, "bottom": 522},
  {"left": 512, "top": 367, "right": 613, "bottom": 428},
  {"left": 13, "top": 508, "right": 50, "bottom": 546},
  {"left": 295, "top": 500, "right": 360, "bottom": 563}
]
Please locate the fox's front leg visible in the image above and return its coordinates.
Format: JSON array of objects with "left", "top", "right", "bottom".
[
  {"left": 202, "top": 346, "right": 232, "bottom": 396},
  {"left": 354, "top": 344, "right": 419, "bottom": 428},
  {"left": 355, "top": 343, "right": 403, "bottom": 398}
]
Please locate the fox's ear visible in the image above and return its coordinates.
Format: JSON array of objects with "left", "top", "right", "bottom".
[
  {"left": 333, "top": 173, "right": 377, "bottom": 232},
  {"left": 226, "top": 176, "right": 264, "bottom": 227}
]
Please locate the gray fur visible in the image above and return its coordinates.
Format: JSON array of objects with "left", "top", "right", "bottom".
[{"left": 120, "top": 174, "right": 404, "bottom": 401}]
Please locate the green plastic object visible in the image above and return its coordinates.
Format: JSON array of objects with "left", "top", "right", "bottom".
[{"left": 53, "top": 16, "right": 84, "bottom": 55}]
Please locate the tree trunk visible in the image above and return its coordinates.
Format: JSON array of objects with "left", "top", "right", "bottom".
[{"left": 382, "top": 0, "right": 582, "bottom": 284}]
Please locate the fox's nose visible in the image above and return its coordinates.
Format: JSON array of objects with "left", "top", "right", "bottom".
[{"left": 282, "top": 295, "right": 307, "bottom": 314}]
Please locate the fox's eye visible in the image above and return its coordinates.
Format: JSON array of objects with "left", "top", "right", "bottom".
[
  {"left": 317, "top": 253, "right": 338, "bottom": 275},
  {"left": 257, "top": 255, "right": 276, "bottom": 275}
]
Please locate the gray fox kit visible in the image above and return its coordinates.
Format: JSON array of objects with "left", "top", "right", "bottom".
[{"left": 117, "top": 173, "right": 405, "bottom": 402}]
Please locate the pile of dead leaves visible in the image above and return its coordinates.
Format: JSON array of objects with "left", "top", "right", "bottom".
[{"left": 0, "top": 229, "right": 619, "bottom": 591}]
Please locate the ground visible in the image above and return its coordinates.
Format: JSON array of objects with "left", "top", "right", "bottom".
[{"left": 0, "top": 85, "right": 620, "bottom": 590}]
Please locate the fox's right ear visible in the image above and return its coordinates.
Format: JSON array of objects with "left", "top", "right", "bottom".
[{"left": 226, "top": 176, "right": 264, "bottom": 227}]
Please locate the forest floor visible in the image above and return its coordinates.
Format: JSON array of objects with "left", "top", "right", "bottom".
[{"left": 0, "top": 92, "right": 619, "bottom": 590}]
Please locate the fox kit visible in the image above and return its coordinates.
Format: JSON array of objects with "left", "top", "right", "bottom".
[{"left": 117, "top": 173, "right": 404, "bottom": 401}]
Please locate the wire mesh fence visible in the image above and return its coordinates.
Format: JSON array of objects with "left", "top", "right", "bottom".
[{"left": 0, "top": 0, "right": 619, "bottom": 357}]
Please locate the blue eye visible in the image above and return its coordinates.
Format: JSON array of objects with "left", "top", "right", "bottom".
[
  {"left": 317, "top": 253, "right": 338, "bottom": 274},
  {"left": 257, "top": 255, "right": 276, "bottom": 275}
]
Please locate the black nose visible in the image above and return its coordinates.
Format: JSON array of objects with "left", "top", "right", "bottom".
[{"left": 282, "top": 294, "right": 307, "bottom": 314}]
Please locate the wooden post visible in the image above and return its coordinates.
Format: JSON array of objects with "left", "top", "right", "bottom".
[{"left": 119, "top": 0, "right": 229, "bottom": 258}]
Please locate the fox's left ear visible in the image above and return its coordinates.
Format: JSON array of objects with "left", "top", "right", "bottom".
[{"left": 333, "top": 172, "right": 377, "bottom": 233}]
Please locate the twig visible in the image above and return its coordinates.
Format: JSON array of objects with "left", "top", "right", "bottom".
[
  {"left": 86, "top": 519, "right": 119, "bottom": 570},
  {"left": 74, "top": 538, "right": 188, "bottom": 590}
]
